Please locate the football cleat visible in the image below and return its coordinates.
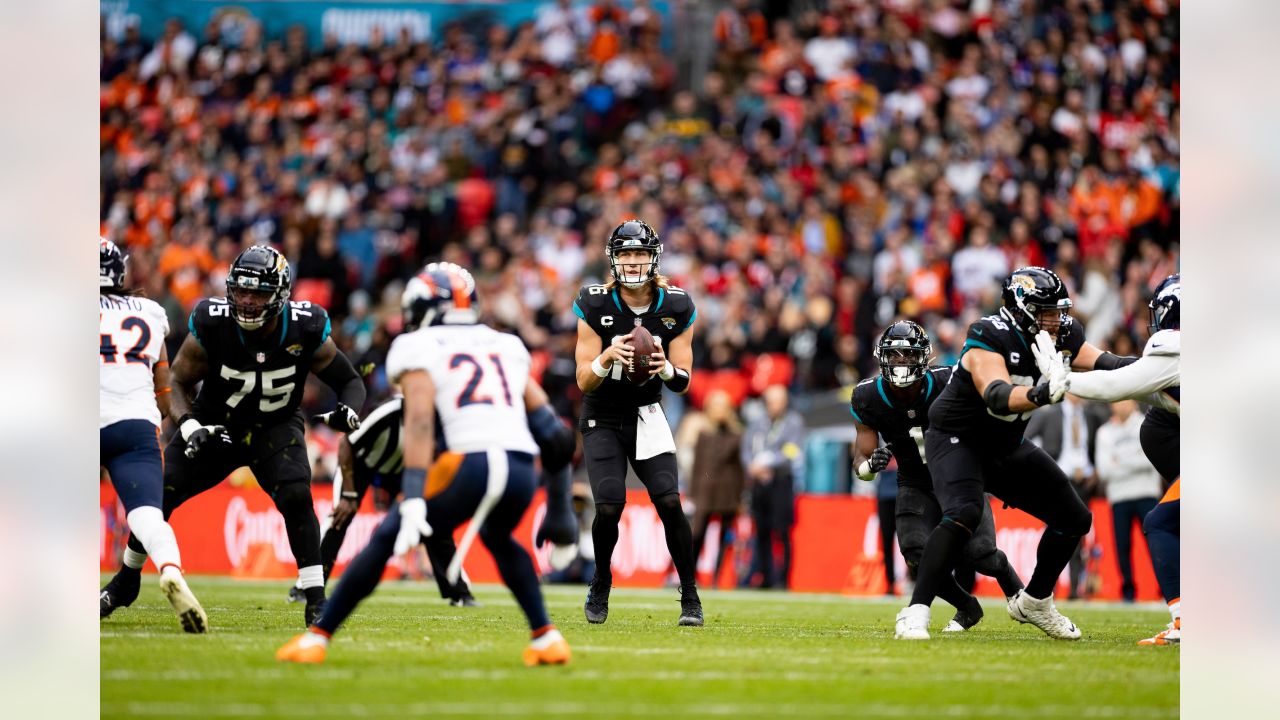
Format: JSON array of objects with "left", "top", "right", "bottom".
[
  {"left": 100, "top": 568, "right": 142, "bottom": 619},
  {"left": 678, "top": 586, "right": 704, "bottom": 627},
  {"left": 522, "top": 628, "right": 572, "bottom": 667},
  {"left": 159, "top": 567, "right": 208, "bottom": 634},
  {"left": 275, "top": 632, "right": 329, "bottom": 663},
  {"left": 304, "top": 597, "right": 327, "bottom": 628},
  {"left": 1138, "top": 618, "right": 1180, "bottom": 646},
  {"left": 584, "top": 576, "right": 611, "bottom": 624},
  {"left": 895, "top": 603, "right": 931, "bottom": 640},
  {"left": 286, "top": 585, "right": 306, "bottom": 604},
  {"left": 1007, "top": 590, "right": 1081, "bottom": 640},
  {"left": 942, "top": 596, "right": 984, "bottom": 633},
  {"left": 450, "top": 593, "right": 481, "bottom": 608}
]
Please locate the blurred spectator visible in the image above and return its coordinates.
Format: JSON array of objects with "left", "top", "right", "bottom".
[
  {"left": 687, "top": 390, "right": 747, "bottom": 589},
  {"left": 1026, "top": 395, "right": 1109, "bottom": 599},
  {"left": 1094, "top": 400, "right": 1164, "bottom": 603},
  {"left": 741, "top": 385, "right": 804, "bottom": 589}
]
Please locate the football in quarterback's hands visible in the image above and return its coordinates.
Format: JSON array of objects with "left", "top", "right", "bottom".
[{"left": 625, "top": 324, "right": 658, "bottom": 384}]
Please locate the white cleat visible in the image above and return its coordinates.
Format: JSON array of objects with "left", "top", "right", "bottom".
[
  {"left": 1007, "top": 589, "right": 1080, "bottom": 640},
  {"left": 895, "top": 604, "right": 931, "bottom": 640},
  {"left": 159, "top": 567, "right": 208, "bottom": 634},
  {"left": 941, "top": 620, "right": 966, "bottom": 633}
]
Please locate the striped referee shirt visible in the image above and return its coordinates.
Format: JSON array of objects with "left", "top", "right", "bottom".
[{"left": 348, "top": 397, "right": 405, "bottom": 475}]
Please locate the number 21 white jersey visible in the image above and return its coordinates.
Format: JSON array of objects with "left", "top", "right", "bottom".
[
  {"left": 386, "top": 324, "right": 538, "bottom": 455},
  {"left": 100, "top": 294, "right": 169, "bottom": 429}
]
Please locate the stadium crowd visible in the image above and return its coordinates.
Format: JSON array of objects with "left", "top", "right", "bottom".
[{"left": 99, "top": 0, "right": 1179, "bottom": 459}]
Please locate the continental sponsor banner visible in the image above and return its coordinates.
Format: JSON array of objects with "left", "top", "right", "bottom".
[
  {"left": 101, "top": 0, "right": 672, "bottom": 49},
  {"left": 99, "top": 484, "right": 1158, "bottom": 600}
]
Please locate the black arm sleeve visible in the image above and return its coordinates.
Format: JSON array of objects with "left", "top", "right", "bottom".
[
  {"left": 1093, "top": 352, "right": 1139, "bottom": 371},
  {"left": 983, "top": 379, "right": 1015, "bottom": 414},
  {"left": 317, "top": 351, "right": 367, "bottom": 411},
  {"left": 527, "top": 405, "right": 575, "bottom": 472}
]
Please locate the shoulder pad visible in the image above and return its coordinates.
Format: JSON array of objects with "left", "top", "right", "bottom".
[
  {"left": 290, "top": 301, "right": 332, "bottom": 342},
  {"left": 850, "top": 379, "right": 879, "bottom": 425},
  {"left": 573, "top": 284, "right": 612, "bottom": 319},
  {"left": 661, "top": 286, "right": 696, "bottom": 329},
  {"left": 1144, "top": 329, "right": 1180, "bottom": 357}
]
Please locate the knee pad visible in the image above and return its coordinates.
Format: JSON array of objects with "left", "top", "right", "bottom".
[
  {"left": 272, "top": 482, "right": 314, "bottom": 515},
  {"left": 594, "top": 502, "right": 624, "bottom": 522},
  {"left": 1144, "top": 501, "right": 1178, "bottom": 536},
  {"left": 652, "top": 493, "right": 683, "bottom": 516},
  {"left": 941, "top": 504, "right": 983, "bottom": 536},
  {"left": 1061, "top": 507, "right": 1094, "bottom": 538},
  {"left": 125, "top": 506, "right": 168, "bottom": 547},
  {"left": 963, "top": 532, "right": 997, "bottom": 563}
]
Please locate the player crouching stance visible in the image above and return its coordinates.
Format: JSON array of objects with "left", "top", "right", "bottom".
[
  {"left": 896, "top": 267, "right": 1130, "bottom": 640},
  {"left": 277, "top": 263, "right": 571, "bottom": 666},
  {"left": 99, "top": 238, "right": 206, "bottom": 632},
  {"left": 852, "top": 321, "right": 1024, "bottom": 631}
]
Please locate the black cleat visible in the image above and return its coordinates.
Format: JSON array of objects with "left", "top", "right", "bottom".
[
  {"left": 303, "top": 587, "right": 327, "bottom": 627},
  {"left": 584, "top": 576, "right": 611, "bottom": 624},
  {"left": 286, "top": 586, "right": 306, "bottom": 604},
  {"left": 100, "top": 568, "right": 142, "bottom": 619},
  {"left": 944, "top": 594, "right": 985, "bottom": 632},
  {"left": 678, "top": 585, "right": 704, "bottom": 627},
  {"left": 450, "top": 593, "right": 481, "bottom": 608}
]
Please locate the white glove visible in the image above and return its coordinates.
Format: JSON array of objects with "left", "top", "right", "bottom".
[
  {"left": 1030, "top": 331, "right": 1071, "bottom": 403},
  {"left": 393, "top": 498, "right": 433, "bottom": 556}
]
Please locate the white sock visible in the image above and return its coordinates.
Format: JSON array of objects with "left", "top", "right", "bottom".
[
  {"left": 299, "top": 630, "right": 330, "bottom": 648},
  {"left": 1168, "top": 599, "right": 1181, "bottom": 622},
  {"left": 529, "top": 628, "right": 563, "bottom": 649},
  {"left": 298, "top": 565, "right": 324, "bottom": 590},
  {"left": 123, "top": 547, "right": 149, "bottom": 570},
  {"left": 126, "top": 507, "right": 182, "bottom": 571}
]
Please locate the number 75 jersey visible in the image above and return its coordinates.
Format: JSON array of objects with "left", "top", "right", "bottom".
[
  {"left": 386, "top": 324, "right": 538, "bottom": 455},
  {"left": 100, "top": 294, "right": 169, "bottom": 429},
  {"left": 188, "top": 297, "right": 332, "bottom": 428}
]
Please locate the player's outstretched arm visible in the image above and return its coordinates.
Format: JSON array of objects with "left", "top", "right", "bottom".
[
  {"left": 1071, "top": 341, "right": 1136, "bottom": 371},
  {"left": 395, "top": 370, "right": 436, "bottom": 554},
  {"left": 1067, "top": 354, "right": 1178, "bottom": 403},
  {"left": 966, "top": 347, "right": 1057, "bottom": 413},
  {"left": 310, "top": 338, "right": 366, "bottom": 432},
  {"left": 152, "top": 342, "right": 172, "bottom": 421}
]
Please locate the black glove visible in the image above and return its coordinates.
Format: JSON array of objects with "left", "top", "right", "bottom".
[
  {"left": 182, "top": 422, "right": 232, "bottom": 460},
  {"left": 1026, "top": 379, "right": 1055, "bottom": 407},
  {"left": 312, "top": 403, "right": 361, "bottom": 433},
  {"left": 868, "top": 446, "right": 894, "bottom": 473}
]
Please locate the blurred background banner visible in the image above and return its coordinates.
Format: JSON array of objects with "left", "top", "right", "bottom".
[{"left": 101, "top": 0, "right": 674, "bottom": 50}]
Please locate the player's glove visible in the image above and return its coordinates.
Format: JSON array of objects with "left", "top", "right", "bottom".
[
  {"left": 179, "top": 418, "right": 232, "bottom": 460},
  {"left": 1030, "top": 331, "right": 1071, "bottom": 403},
  {"left": 393, "top": 497, "right": 433, "bottom": 556},
  {"left": 868, "top": 446, "right": 893, "bottom": 473},
  {"left": 312, "top": 403, "right": 361, "bottom": 433}
]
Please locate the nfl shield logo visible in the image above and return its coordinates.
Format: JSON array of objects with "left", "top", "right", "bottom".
[{"left": 256, "top": 352, "right": 266, "bottom": 363}]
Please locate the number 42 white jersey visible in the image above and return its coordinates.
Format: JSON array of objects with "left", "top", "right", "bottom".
[
  {"left": 100, "top": 294, "right": 169, "bottom": 428},
  {"left": 386, "top": 324, "right": 538, "bottom": 455}
]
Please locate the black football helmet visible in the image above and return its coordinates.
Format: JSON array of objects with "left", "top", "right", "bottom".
[
  {"left": 1148, "top": 273, "right": 1181, "bottom": 332},
  {"left": 402, "top": 262, "right": 480, "bottom": 332},
  {"left": 226, "top": 245, "right": 291, "bottom": 330},
  {"left": 100, "top": 236, "right": 127, "bottom": 292},
  {"left": 1001, "top": 266, "right": 1072, "bottom": 339},
  {"left": 874, "top": 320, "right": 932, "bottom": 387},
  {"left": 606, "top": 220, "right": 662, "bottom": 289}
]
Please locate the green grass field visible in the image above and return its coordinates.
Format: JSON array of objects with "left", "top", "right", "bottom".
[{"left": 100, "top": 576, "right": 1178, "bottom": 719}]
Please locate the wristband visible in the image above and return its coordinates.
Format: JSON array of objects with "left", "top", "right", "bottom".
[
  {"left": 402, "top": 467, "right": 428, "bottom": 501},
  {"left": 658, "top": 360, "right": 675, "bottom": 381},
  {"left": 591, "top": 356, "right": 610, "bottom": 378},
  {"left": 340, "top": 491, "right": 359, "bottom": 500},
  {"left": 856, "top": 460, "right": 876, "bottom": 481},
  {"left": 179, "top": 418, "right": 203, "bottom": 442}
]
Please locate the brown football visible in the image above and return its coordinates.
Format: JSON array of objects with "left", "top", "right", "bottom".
[{"left": 625, "top": 324, "right": 658, "bottom": 384}]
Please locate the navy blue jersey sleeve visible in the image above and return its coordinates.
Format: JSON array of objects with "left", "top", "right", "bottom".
[
  {"left": 187, "top": 298, "right": 223, "bottom": 348},
  {"left": 849, "top": 379, "right": 879, "bottom": 428},
  {"left": 961, "top": 316, "right": 1012, "bottom": 357}
]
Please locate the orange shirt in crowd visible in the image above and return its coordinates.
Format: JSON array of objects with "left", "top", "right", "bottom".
[{"left": 157, "top": 242, "right": 216, "bottom": 310}]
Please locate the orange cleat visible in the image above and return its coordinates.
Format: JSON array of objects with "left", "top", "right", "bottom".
[
  {"left": 1138, "top": 617, "right": 1180, "bottom": 646},
  {"left": 275, "top": 632, "right": 329, "bottom": 663},
  {"left": 522, "top": 629, "right": 571, "bottom": 667}
]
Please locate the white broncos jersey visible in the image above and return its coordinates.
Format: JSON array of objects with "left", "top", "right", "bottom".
[
  {"left": 386, "top": 324, "right": 538, "bottom": 455},
  {"left": 100, "top": 294, "right": 170, "bottom": 428},
  {"left": 1068, "top": 329, "right": 1180, "bottom": 415}
]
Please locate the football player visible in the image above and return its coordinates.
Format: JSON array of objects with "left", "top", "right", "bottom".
[
  {"left": 573, "top": 220, "right": 702, "bottom": 626},
  {"left": 99, "top": 238, "right": 206, "bottom": 632},
  {"left": 896, "top": 267, "right": 1131, "bottom": 640},
  {"left": 276, "top": 262, "right": 571, "bottom": 666},
  {"left": 285, "top": 386, "right": 578, "bottom": 606},
  {"left": 1041, "top": 273, "right": 1180, "bottom": 645},
  {"left": 852, "top": 321, "right": 1024, "bottom": 631},
  {"left": 99, "top": 245, "right": 366, "bottom": 627}
]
